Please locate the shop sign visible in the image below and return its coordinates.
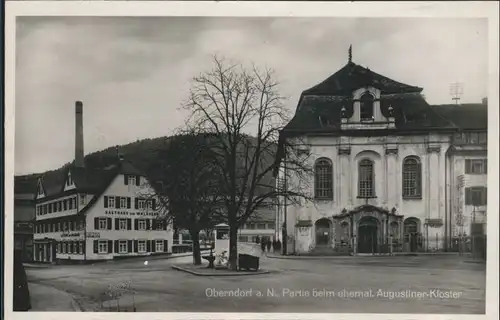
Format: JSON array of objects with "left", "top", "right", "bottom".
[{"left": 86, "top": 232, "right": 100, "bottom": 238}]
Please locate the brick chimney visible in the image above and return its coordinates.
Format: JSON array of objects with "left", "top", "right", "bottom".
[{"left": 75, "top": 101, "right": 85, "bottom": 167}]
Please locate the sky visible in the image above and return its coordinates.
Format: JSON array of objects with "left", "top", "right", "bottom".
[{"left": 14, "top": 17, "right": 488, "bottom": 175}]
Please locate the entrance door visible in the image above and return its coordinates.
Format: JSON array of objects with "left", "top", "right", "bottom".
[
  {"left": 315, "top": 219, "right": 331, "bottom": 246},
  {"left": 357, "top": 217, "right": 379, "bottom": 253}
]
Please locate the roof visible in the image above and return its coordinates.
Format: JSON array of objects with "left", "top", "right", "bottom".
[
  {"left": 36, "top": 159, "right": 143, "bottom": 202},
  {"left": 431, "top": 103, "right": 487, "bottom": 130},
  {"left": 302, "top": 62, "right": 422, "bottom": 97},
  {"left": 284, "top": 92, "right": 456, "bottom": 134}
]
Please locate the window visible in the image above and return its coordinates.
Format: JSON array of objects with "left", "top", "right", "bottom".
[
  {"left": 98, "top": 218, "right": 108, "bottom": 230},
  {"left": 98, "top": 240, "right": 108, "bottom": 254},
  {"left": 80, "top": 194, "right": 85, "bottom": 205},
  {"left": 465, "top": 187, "right": 487, "bottom": 206},
  {"left": 118, "top": 240, "right": 128, "bottom": 254},
  {"left": 57, "top": 243, "right": 62, "bottom": 253},
  {"left": 138, "top": 240, "right": 147, "bottom": 253},
  {"left": 358, "top": 159, "right": 375, "bottom": 198},
  {"left": 79, "top": 241, "right": 84, "bottom": 254},
  {"left": 359, "top": 93, "right": 374, "bottom": 121},
  {"left": 257, "top": 223, "right": 266, "bottom": 229},
  {"left": 69, "top": 242, "right": 74, "bottom": 254},
  {"left": 107, "top": 196, "right": 115, "bottom": 208},
  {"left": 155, "top": 240, "right": 164, "bottom": 253},
  {"left": 120, "top": 197, "right": 127, "bottom": 208},
  {"left": 69, "top": 199, "right": 73, "bottom": 210},
  {"left": 75, "top": 242, "right": 80, "bottom": 254},
  {"left": 58, "top": 201, "right": 62, "bottom": 212},
  {"left": 402, "top": 157, "right": 422, "bottom": 198},
  {"left": 128, "top": 176, "right": 136, "bottom": 186},
  {"left": 119, "top": 219, "right": 128, "bottom": 230},
  {"left": 43, "top": 205, "right": 48, "bottom": 214},
  {"left": 62, "top": 242, "right": 67, "bottom": 254},
  {"left": 465, "top": 159, "right": 487, "bottom": 174},
  {"left": 63, "top": 200, "right": 68, "bottom": 211},
  {"left": 146, "top": 200, "right": 153, "bottom": 210},
  {"left": 137, "top": 220, "right": 147, "bottom": 231},
  {"left": 138, "top": 199, "right": 146, "bottom": 209},
  {"left": 314, "top": 158, "right": 333, "bottom": 199}
]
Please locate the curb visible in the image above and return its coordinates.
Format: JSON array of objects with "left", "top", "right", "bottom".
[
  {"left": 266, "top": 253, "right": 462, "bottom": 260},
  {"left": 171, "top": 265, "right": 271, "bottom": 276}
]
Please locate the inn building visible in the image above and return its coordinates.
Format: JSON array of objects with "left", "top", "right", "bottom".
[
  {"left": 33, "top": 101, "right": 173, "bottom": 263},
  {"left": 275, "top": 52, "right": 487, "bottom": 255}
]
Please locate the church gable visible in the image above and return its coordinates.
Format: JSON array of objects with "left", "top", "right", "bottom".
[{"left": 284, "top": 47, "right": 455, "bottom": 135}]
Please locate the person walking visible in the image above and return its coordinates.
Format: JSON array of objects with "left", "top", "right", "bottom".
[{"left": 266, "top": 240, "right": 271, "bottom": 252}]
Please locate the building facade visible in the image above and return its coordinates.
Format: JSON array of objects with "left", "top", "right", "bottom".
[
  {"left": 275, "top": 57, "right": 487, "bottom": 255},
  {"left": 14, "top": 192, "right": 35, "bottom": 262},
  {"left": 32, "top": 101, "right": 173, "bottom": 263}
]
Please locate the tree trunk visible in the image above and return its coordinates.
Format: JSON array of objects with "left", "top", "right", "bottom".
[
  {"left": 228, "top": 224, "right": 238, "bottom": 271},
  {"left": 190, "top": 229, "right": 202, "bottom": 265}
]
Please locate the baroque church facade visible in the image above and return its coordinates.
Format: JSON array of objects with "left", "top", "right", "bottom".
[{"left": 275, "top": 53, "right": 487, "bottom": 255}]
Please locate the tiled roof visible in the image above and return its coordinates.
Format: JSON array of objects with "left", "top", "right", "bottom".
[
  {"left": 302, "top": 62, "right": 423, "bottom": 96},
  {"left": 431, "top": 103, "right": 487, "bottom": 130}
]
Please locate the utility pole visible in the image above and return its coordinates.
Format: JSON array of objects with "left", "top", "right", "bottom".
[{"left": 449, "top": 82, "right": 464, "bottom": 105}]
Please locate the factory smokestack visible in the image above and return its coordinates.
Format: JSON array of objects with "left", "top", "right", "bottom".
[{"left": 75, "top": 101, "right": 85, "bottom": 167}]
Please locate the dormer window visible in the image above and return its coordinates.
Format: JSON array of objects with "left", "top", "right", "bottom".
[{"left": 359, "top": 93, "right": 374, "bottom": 121}]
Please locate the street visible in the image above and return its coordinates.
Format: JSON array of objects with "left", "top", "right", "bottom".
[{"left": 26, "top": 254, "right": 486, "bottom": 314}]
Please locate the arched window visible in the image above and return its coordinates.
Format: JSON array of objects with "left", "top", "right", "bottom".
[
  {"left": 359, "top": 93, "right": 374, "bottom": 121},
  {"left": 402, "top": 157, "right": 422, "bottom": 198},
  {"left": 314, "top": 158, "right": 333, "bottom": 199},
  {"left": 358, "top": 159, "right": 375, "bottom": 198}
]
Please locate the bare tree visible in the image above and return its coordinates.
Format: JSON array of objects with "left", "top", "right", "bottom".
[
  {"left": 143, "top": 133, "right": 225, "bottom": 265},
  {"left": 183, "top": 56, "right": 312, "bottom": 270}
]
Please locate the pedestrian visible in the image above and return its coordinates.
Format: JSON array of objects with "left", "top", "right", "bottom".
[
  {"left": 261, "top": 239, "right": 266, "bottom": 252},
  {"left": 266, "top": 240, "right": 271, "bottom": 252},
  {"left": 272, "top": 239, "right": 277, "bottom": 253}
]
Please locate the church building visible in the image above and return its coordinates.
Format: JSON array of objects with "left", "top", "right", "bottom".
[
  {"left": 33, "top": 101, "right": 174, "bottom": 263},
  {"left": 275, "top": 49, "right": 487, "bottom": 255}
]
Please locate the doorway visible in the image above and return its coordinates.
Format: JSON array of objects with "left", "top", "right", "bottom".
[
  {"left": 315, "top": 219, "right": 331, "bottom": 246},
  {"left": 357, "top": 216, "right": 379, "bottom": 253}
]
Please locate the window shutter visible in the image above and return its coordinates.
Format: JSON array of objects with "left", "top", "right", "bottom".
[
  {"left": 107, "top": 218, "right": 112, "bottom": 230},
  {"left": 128, "top": 240, "right": 133, "bottom": 253},
  {"left": 152, "top": 199, "right": 157, "bottom": 210},
  {"left": 163, "top": 240, "right": 168, "bottom": 253},
  {"left": 114, "top": 240, "right": 119, "bottom": 253},
  {"left": 134, "top": 219, "right": 138, "bottom": 230},
  {"left": 146, "top": 219, "right": 151, "bottom": 230},
  {"left": 93, "top": 240, "right": 98, "bottom": 254},
  {"left": 484, "top": 160, "right": 487, "bottom": 174},
  {"left": 465, "top": 160, "right": 471, "bottom": 174},
  {"left": 136, "top": 176, "right": 140, "bottom": 186},
  {"left": 115, "top": 218, "right": 119, "bottom": 230},
  {"left": 127, "top": 197, "right": 131, "bottom": 209},
  {"left": 465, "top": 188, "right": 471, "bottom": 205},
  {"left": 146, "top": 240, "right": 151, "bottom": 252},
  {"left": 94, "top": 217, "right": 99, "bottom": 230},
  {"left": 104, "top": 196, "right": 108, "bottom": 208},
  {"left": 127, "top": 219, "right": 132, "bottom": 230},
  {"left": 134, "top": 198, "right": 138, "bottom": 210},
  {"left": 124, "top": 175, "right": 128, "bottom": 185},
  {"left": 151, "top": 240, "right": 156, "bottom": 253},
  {"left": 115, "top": 196, "right": 121, "bottom": 209},
  {"left": 134, "top": 240, "right": 138, "bottom": 253}
]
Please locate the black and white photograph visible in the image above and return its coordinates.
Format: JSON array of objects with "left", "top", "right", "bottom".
[{"left": 4, "top": 1, "right": 499, "bottom": 319}]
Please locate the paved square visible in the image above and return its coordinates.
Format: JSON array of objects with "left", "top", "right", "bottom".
[{"left": 26, "top": 254, "right": 486, "bottom": 313}]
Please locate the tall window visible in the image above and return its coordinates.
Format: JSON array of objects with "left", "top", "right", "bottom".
[
  {"left": 98, "top": 218, "right": 108, "bottom": 230},
  {"left": 137, "top": 219, "right": 147, "bottom": 231},
  {"left": 138, "top": 240, "right": 147, "bottom": 253},
  {"left": 314, "top": 158, "right": 333, "bottom": 199},
  {"left": 128, "top": 176, "right": 136, "bottom": 186},
  {"left": 98, "top": 240, "right": 108, "bottom": 254},
  {"left": 358, "top": 159, "right": 375, "bottom": 198},
  {"left": 402, "top": 157, "right": 422, "bottom": 198},
  {"left": 359, "top": 93, "right": 374, "bottom": 121}
]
